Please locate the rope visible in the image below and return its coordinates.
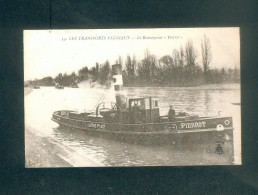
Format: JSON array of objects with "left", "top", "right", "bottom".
[{"left": 90, "top": 89, "right": 107, "bottom": 112}]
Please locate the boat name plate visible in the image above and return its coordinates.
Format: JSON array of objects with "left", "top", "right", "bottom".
[
  {"left": 89, "top": 123, "right": 105, "bottom": 129},
  {"left": 180, "top": 121, "right": 207, "bottom": 129}
]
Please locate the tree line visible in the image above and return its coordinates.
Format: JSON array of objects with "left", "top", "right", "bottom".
[{"left": 26, "top": 35, "right": 240, "bottom": 87}]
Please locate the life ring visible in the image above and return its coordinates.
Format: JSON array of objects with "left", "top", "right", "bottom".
[{"left": 224, "top": 120, "right": 230, "bottom": 126}]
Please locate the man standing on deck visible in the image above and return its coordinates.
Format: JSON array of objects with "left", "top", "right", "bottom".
[{"left": 168, "top": 105, "right": 176, "bottom": 122}]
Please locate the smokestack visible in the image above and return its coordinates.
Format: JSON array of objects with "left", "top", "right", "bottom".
[{"left": 112, "top": 64, "right": 127, "bottom": 109}]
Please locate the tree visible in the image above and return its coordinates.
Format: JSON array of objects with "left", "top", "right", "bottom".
[
  {"left": 125, "top": 55, "right": 135, "bottom": 77},
  {"left": 95, "top": 63, "right": 100, "bottom": 80},
  {"left": 234, "top": 66, "right": 240, "bottom": 82},
  {"left": 140, "top": 49, "right": 158, "bottom": 83},
  {"left": 55, "top": 73, "right": 63, "bottom": 84},
  {"left": 78, "top": 66, "right": 89, "bottom": 81},
  {"left": 172, "top": 49, "right": 181, "bottom": 83},
  {"left": 172, "top": 49, "right": 180, "bottom": 67},
  {"left": 138, "top": 49, "right": 151, "bottom": 82},
  {"left": 201, "top": 35, "right": 212, "bottom": 83},
  {"left": 99, "top": 60, "right": 111, "bottom": 85},
  {"left": 179, "top": 46, "right": 185, "bottom": 67},
  {"left": 179, "top": 46, "right": 185, "bottom": 84},
  {"left": 116, "top": 55, "right": 123, "bottom": 67},
  {"left": 89, "top": 66, "right": 97, "bottom": 81},
  {"left": 125, "top": 55, "right": 136, "bottom": 85},
  {"left": 185, "top": 40, "right": 198, "bottom": 82},
  {"left": 41, "top": 76, "right": 53, "bottom": 86},
  {"left": 159, "top": 55, "right": 173, "bottom": 84},
  {"left": 159, "top": 55, "right": 173, "bottom": 68}
]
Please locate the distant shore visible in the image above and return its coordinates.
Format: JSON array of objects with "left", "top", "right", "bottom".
[
  {"left": 24, "top": 87, "right": 33, "bottom": 96},
  {"left": 124, "top": 81, "right": 240, "bottom": 88},
  {"left": 26, "top": 80, "right": 240, "bottom": 90}
]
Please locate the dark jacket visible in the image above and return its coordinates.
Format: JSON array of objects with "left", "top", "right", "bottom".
[{"left": 168, "top": 108, "right": 175, "bottom": 121}]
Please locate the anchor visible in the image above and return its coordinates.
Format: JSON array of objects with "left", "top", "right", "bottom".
[{"left": 215, "top": 142, "right": 224, "bottom": 154}]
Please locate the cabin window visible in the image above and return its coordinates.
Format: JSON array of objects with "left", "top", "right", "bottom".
[
  {"left": 155, "top": 100, "right": 158, "bottom": 107},
  {"left": 132, "top": 100, "right": 141, "bottom": 106},
  {"left": 145, "top": 99, "right": 150, "bottom": 109}
]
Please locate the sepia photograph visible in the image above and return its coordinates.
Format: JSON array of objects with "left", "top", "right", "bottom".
[{"left": 24, "top": 28, "right": 241, "bottom": 167}]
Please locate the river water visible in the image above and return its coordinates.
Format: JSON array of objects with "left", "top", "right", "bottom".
[{"left": 25, "top": 83, "right": 241, "bottom": 166}]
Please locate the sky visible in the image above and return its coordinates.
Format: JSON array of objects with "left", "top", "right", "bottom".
[{"left": 24, "top": 28, "right": 240, "bottom": 81}]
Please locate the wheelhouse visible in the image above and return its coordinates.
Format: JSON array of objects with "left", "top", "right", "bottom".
[
  {"left": 96, "top": 97, "right": 161, "bottom": 124},
  {"left": 127, "top": 97, "right": 160, "bottom": 124}
]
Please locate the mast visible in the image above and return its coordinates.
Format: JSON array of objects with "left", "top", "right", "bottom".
[{"left": 112, "top": 64, "right": 127, "bottom": 109}]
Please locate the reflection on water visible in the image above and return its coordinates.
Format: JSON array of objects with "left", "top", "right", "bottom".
[{"left": 25, "top": 83, "right": 241, "bottom": 166}]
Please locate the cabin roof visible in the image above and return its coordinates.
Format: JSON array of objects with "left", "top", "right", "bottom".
[{"left": 129, "top": 96, "right": 159, "bottom": 101}]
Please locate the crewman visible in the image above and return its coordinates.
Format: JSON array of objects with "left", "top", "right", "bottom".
[{"left": 168, "top": 105, "right": 176, "bottom": 122}]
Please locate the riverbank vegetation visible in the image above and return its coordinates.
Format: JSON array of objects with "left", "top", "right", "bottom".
[{"left": 26, "top": 36, "right": 240, "bottom": 88}]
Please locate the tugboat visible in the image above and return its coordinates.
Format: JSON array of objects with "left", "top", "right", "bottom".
[{"left": 52, "top": 64, "right": 234, "bottom": 164}]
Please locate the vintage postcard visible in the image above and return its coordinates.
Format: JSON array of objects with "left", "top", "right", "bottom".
[{"left": 24, "top": 28, "right": 241, "bottom": 167}]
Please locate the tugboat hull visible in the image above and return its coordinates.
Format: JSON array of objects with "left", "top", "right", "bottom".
[{"left": 52, "top": 110, "right": 234, "bottom": 165}]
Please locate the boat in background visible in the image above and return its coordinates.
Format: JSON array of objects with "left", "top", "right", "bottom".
[
  {"left": 52, "top": 64, "right": 234, "bottom": 164},
  {"left": 71, "top": 83, "right": 79, "bottom": 88},
  {"left": 55, "top": 83, "right": 64, "bottom": 89}
]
